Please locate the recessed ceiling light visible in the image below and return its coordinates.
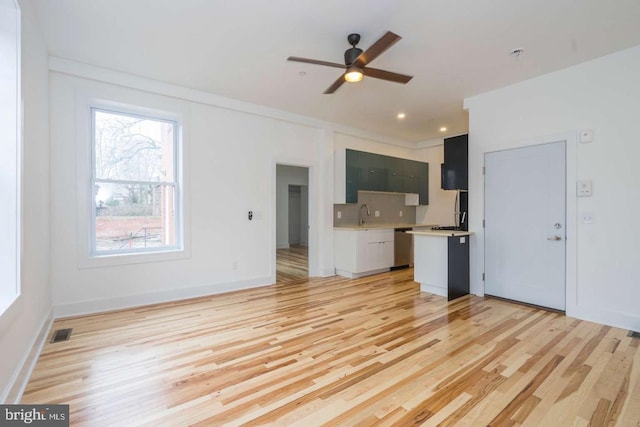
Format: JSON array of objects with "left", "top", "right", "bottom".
[
  {"left": 397, "top": 113, "right": 406, "bottom": 119},
  {"left": 440, "top": 127, "right": 447, "bottom": 132}
]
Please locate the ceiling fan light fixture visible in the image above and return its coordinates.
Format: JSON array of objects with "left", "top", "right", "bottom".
[{"left": 344, "top": 66, "right": 364, "bottom": 83}]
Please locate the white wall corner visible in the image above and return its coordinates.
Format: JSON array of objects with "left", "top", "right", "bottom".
[{"left": 2, "top": 308, "right": 53, "bottom": 404}]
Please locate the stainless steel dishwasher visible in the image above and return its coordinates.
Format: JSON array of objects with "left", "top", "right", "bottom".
[{"left": 393, "top": 228, "right": 413, "bottom": 268}]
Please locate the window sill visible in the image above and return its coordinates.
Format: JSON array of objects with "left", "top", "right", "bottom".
[{"left": 78, "top": 247, "right": 190, "bottom": 269}]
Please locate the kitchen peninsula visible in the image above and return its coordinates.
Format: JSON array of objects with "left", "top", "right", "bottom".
[{"left": 409, "top": 229, "right": 473, "bottom": 301}]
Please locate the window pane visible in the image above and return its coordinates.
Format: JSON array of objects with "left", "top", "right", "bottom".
[
  {"left": 94, "top": 182, "right": 176, "bottom": 252},
  {"left": 94, "top": 110, "right": 175, "bottom": 182}
]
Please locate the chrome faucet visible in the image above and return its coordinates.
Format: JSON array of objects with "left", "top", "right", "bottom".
[{"left": 359, "top": 203, "right": 371, "bottom": 226}]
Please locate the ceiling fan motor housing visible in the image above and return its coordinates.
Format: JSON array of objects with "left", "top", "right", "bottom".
[
  {"left": 345, "top": 33, "right": 362, "bottom": 65},
  {"left": 344, "top": 47, "right": 363, "bottom": 65}
]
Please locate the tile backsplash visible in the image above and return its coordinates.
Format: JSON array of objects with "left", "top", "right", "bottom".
[{"left": 334, "top": 191, "right": 417, "bottom": 226}]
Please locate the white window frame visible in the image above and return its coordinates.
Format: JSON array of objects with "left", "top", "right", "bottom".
[
  {"left": 0, "top": 0, "right": 22, "bottom": 318},
  {"left": 76, "top": 95, "right": 190, "bottom": 269},
  {"left": 90, "top": 107, "right": 182, "bottom": 257}
]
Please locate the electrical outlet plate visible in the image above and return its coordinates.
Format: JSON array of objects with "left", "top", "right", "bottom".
[{"left": 581, "top": 212, "right": 595, "bottom": 224}]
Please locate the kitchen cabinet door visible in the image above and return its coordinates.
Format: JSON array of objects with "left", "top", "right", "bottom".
[
  {"left": 345, "top": 149, "right": 359, "bottom": 203},
  {"left": 403, "top": 160, "right": 429, "bottom": 205},
  {"left": 387, "top": 157, "right": 404, "bottom": 193},
  {"left": 442, "top": 134, "right": 468, "bottom": 190},
  {"left": 361, "top": 230, "right": 394, "bottom": 271},
  {"left": 334, "top": 229, "right": 394, "bottom": 277},
  {"left": 358, "top": 152, "right": 389, "bottom": 192}
]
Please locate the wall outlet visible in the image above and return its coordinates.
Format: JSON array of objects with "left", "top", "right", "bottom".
[
  {"left": 399, "top": 210, "right": 403, "bottom": 217},
  {"left": 337, "top": 211, "right": 342, "bottom": 219},
  {"left": 232, "top": 261, "right": 239, "bottom": 270},
  {"left": 374, "top": 210, "right": 380, "bottom": 217},
  {"left": 581, "top": 212, "right": 596, "bottom": 224}
]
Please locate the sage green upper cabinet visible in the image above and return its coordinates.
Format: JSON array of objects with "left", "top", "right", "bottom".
[
  {"left": 358, "top": 152, "right": 389, "bottom": 192},
  {"left": 387, "top": 157, "right": 405, "bottom": 193},
  {"left": 340, "top": 149, "right": 429, "bottom": 205},
  {"left": 403, "top": 159, "right": 429, "bottom": 205},
  {"left": 345, "top": 149, "right": 359, "bottom": 203}
]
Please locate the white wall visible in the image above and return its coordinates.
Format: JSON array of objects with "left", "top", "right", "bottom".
[
  {"left": 49, "top": 69, "right": 337, "bottom": 316},
  {"left": 276, "top": 165, "right": 308, "bottom": 248},
  {"left": 0, "top": 0, "right": 51, "bottom": 403},
  {"left": 464, "top": 45, "right": 640, "bottom": 331},
  {"left": 414, "top": 143, "right": 458, "bottom": 226}
]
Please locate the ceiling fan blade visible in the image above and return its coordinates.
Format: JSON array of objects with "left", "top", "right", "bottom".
[
  {"left": 287, "top": 56, "right": 346, "bottom": 69},
  {"left": 353, "top": 31, "right": 401, "bottom": 67},
  {"left": 363, "top": 67, "right": 413, "bottom": 84},
  {"left": 323, "top": 75, "right": 346, "bottom": 94}
]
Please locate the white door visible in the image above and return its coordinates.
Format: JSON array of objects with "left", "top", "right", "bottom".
[{"left": 484, "top": 141, "right": 566, "bottom": 310}]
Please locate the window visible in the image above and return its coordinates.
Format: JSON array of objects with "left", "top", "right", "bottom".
[
  {"left": 91, "top": 108, "right": 181, "bottom": 256},
  {"left": 0, "top": 0, "right": 20, "bottom": 314}
]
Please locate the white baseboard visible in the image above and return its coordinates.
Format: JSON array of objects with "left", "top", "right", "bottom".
[
  {"left": 568, "top": 305, "right": 640, "bottom": 332},
  {"left": 53, "top": 276, "right": 273, "bottom": 318},
  {"left": 2, "top": 308, "right": 53, "bottom": 403},
  {"left": 320, "top": 268, "right": 337, "bottom": 277},
  {"left": 335, "top": 268, "right": 389, "bottom": 279}
]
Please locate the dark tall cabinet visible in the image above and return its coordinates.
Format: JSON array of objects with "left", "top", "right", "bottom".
[
  {"left": 441, "top": 134, "right": 468, "bottom": 190},
  {"left": 447, "top": 236, "right": 470, "bottom": 301}
]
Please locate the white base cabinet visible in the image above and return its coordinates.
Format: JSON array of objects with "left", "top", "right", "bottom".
[{"left": 334, "top": 229, "right": 394, "bottom": 278}]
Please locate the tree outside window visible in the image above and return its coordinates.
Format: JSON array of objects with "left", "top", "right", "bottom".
[{"left": 92, "top": 109, "right": 180, "bottom": 254}]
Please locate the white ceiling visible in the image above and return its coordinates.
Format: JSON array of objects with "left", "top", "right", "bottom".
[{"left": 32, "top": 0, "right": 640, "bottom": 142}]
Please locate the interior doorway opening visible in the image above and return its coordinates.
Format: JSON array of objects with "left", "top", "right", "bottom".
[{"left": 276, "top": 165, "right": 309, "bottom": 282}]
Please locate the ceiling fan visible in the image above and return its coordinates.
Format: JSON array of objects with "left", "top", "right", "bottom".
[{"left": 287, "top": 31, "right": 413, "bottom": 94}]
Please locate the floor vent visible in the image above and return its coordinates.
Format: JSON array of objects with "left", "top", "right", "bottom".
[
  {"left": 628, "top": 330, "right": 640, "bottom": 339},
  {"left": 51, "top": 328, "right": 73, "bottom": 343}
]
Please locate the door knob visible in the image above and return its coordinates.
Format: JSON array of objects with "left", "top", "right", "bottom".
[{"left": 547, "top": 235, "right": 562, "bottom": 241}]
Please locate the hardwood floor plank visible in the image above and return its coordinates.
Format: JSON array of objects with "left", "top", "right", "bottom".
[
  {"left": 21, "top": 269, "right": 640, "bottom": 426},
  {"left": 276, "top": 245, "right": 308, "bottom": 282}
]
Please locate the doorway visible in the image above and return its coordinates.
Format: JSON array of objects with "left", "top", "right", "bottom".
[
  {"left": 276, "top": 165, "right": 309, "bottom": 282},
  {"left": 484, "top": 141, "right": 566, "bottom": 310}
]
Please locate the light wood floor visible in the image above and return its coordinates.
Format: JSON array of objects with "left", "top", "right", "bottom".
[
  {"left": 276, "top": 245, "right": 308, "bottom": 282},
  {"left": 23, "top": 269, "right": 640, "bottom": 426}
]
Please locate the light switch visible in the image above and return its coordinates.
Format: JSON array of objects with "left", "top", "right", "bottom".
[
  {"left": 337, "top": 211, "right": 342, "bottom": 219},
  {"left": 374, "top": 210, "right": 380, "bottom": 217},
  {"left": 399, "top": 210, "right": 403, "bottom": 217},
  {"left": 576, "top": 180, "right": 593, "bottom": 197}
]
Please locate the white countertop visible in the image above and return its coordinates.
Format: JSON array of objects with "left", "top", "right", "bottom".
[
  {"left": 408, "top": 230, "right": 474, "bottom": 237},
  {"left": 334, "top": 223, "right": 435, "bottom": 231}
]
